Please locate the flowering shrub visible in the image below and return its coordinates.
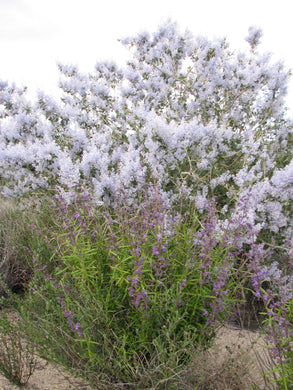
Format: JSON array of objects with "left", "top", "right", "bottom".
[
  {"left": 18, "top": 184, "right": 250, "bottom": 388},
  {"left": 12, "top": 182, "right": 292, "bottom": 388},
  {"left": 0, "top": 22, "right": 292, "bottom": 256},
  {"left": 0, "top": 21, "right": 293, "bottom": 386}
]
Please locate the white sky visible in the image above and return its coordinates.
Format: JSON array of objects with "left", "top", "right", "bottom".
[{"left": 1, "top": 0, "right": 293, "bottom": 113}]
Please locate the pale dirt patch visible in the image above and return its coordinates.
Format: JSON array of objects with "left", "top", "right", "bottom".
[
  {"left": 0, "top": 310, "right": 276, "bottom": 390},
  {"left": 183, "top": 324, "right": 277, "bottom": 390},
  {"left": 0, "top": 359, "right": 91, "bottom": 390},
  {"left": 212, "top": 325, "right": 276, "bottom": 389}
]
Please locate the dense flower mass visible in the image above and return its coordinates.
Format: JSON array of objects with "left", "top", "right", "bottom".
[{"left": 0, "top": 21, "right": 292, "bottom": 251}]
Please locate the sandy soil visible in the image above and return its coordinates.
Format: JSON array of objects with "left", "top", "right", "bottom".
[
  {"left": 0, "top": 360, "right": 91, "bottom": 390},
  {"left": 211, "top": 325, "right": 275, "bottom": 389},
  {"left": 0, "top": 310, "right": 275, "bottom": 390}
]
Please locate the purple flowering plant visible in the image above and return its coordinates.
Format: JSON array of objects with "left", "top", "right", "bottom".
[
  {"left": 18, "top": 182, "right": 256, "bottom": 388},
  {"left": 6, "top": 182, "right": 292, "bottom": 389}
]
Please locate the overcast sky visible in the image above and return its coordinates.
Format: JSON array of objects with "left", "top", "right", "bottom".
[{"left": 1, "top": 0, "right": 293, "bottom": 113}]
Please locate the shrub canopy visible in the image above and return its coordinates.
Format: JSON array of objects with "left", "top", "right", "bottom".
[{"left": 0, "top": 21, "right": 292, "bottom": 249}]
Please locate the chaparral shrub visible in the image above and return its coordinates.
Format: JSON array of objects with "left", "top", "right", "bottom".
[{"left": 0, "top": 21, "right": 292, "bottom": 258}]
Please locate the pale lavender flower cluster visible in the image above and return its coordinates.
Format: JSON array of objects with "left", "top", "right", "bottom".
[
  {"left": 245, "top": 26, "right": 263, "bottom": 50},
  {"left": 0, "top": 21, "right": 292, "bottom": 252}
]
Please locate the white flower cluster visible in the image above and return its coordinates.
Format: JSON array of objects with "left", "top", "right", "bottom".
[{"left": 0, "top": 21, "right": 292, "bottom": 249}]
